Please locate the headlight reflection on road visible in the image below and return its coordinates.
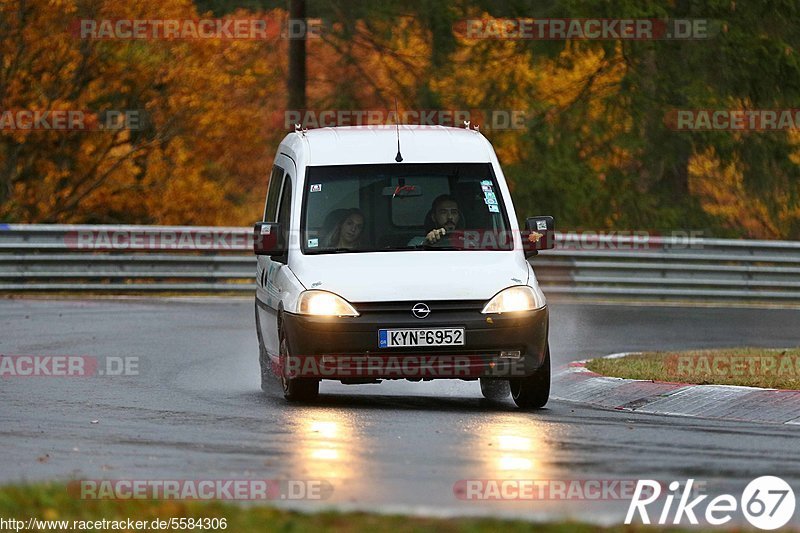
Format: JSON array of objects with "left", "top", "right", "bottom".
[
  {"left": 478, "top": 416, "right": 553, "bottom": 480},
  {"left": 294, "top": 412, "right": 355, "bottom": 480},
  {"left": 496, "top": 435, "right": 532, "bottom": 452},
  {"left": 309, "top": 448, "right": 339, "bottom": 461},
  {"left": 496, "top": 456, "right": 535, "bottom": 472},
  {"left": 309, "top": 420, "right": 338, "bottom": 439}
]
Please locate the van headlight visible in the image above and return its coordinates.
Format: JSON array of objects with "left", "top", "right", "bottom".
[
  {"left": 481, "top": 285, "right": 544, "bottom": 314},
  {"left": 297, "top": 290, "right": 359, "bottom": 317}
]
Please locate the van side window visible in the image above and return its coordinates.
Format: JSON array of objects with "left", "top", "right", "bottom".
[
  {"left": 263, "top": 166, "right": 285, "bottom": 222},
  {"left": 277, "top": 176, "right": 292, "bottom": 230}
]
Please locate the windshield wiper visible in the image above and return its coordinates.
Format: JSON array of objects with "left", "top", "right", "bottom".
[
  {"left": 381, "top": 245, "right": 418, "bottom": 252},
  {"left": 417, "top": 243, "right": 460, "bottom": 250},
  {"left": 313, "top": 248, "right": 369, "bottom": 254},
  {"left": 381, "top": 243, "right": 462, "bottom": 251}
]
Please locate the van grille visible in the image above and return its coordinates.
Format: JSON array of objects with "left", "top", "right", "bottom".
[{"left": 352, "top": 300, "right": 484, "bottom": 314}]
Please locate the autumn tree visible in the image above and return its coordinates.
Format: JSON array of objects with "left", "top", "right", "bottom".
[{"left": 0, "top": 0, "right": 287, "bottom": 224}]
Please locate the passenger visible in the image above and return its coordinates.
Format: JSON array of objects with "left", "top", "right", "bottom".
[{"left": 326, "top": 208, "right": 365, "bottom": 249}]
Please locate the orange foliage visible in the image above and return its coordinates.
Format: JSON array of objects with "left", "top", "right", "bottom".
[
  {"left": 0, "top": 0, "right": 287, "bottom": 224},
  {"left": 689, "top": 148, "right": 782, "bottom": 238}
]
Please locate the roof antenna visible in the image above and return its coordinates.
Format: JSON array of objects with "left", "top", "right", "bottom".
[{"left": 394, "top": 97, "right": 403, "bottom": 162}]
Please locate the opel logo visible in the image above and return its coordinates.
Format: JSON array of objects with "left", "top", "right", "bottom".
[{"left": 412, "top": 303, "right": 430, "bottom": 319}]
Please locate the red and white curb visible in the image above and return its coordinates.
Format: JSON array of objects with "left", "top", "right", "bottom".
[{"left": 551, "top": 353, "right": 800, "bottom": 425}]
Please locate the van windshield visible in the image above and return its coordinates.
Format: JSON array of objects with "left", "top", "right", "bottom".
[{"left": 301, "top": 163, "right": 513, "bottom": 254}]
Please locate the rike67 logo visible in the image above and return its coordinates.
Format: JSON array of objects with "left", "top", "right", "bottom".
[{"left": 626, "top": 476, "right": 796, "bottom": 530}]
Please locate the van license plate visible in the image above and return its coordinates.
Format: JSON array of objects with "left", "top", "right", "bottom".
[{"left": 378, "top": 328, "right": 465, "bottom": 348}]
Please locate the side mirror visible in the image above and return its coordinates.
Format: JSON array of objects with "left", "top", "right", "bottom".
[
  {"left": 523, "top": 216, "right": 555, "bottom": 257},
  {"left": 253, "top": 222, "right": 286, "bottom": 256}
]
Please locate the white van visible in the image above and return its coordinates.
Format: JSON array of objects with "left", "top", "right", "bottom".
[{"left": 253, "top": 125, "right": 555, "bottom": 409}]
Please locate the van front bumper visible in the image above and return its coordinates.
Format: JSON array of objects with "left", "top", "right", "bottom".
[{"left": 280, "top": 304, "right": 548, "bottom": 380}]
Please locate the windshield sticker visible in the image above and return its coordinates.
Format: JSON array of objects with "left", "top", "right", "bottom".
[
  {"left": 310, "top": 184, "right": 322, "bottom": 192},
  {"left": 484, "top": 191, "right": 497, "bottom": 201},
  {"left": 536, "top": 220, "right": 548, "bottom": 230},
  {"left": 484, "top": 197, "right": 497, "bottom": 205},
  {"left": 480, "top": 180, "right": 492, "bottom": 186},
  {"left": 260, "top": 225, "right": 271, "bottom": 235},
  {"left": 307, "top": 238, "right": 319, "bottom": 248},
  {"left": 488, "top": 204, "right": 499, "bottom": 213},
  {"left": 481, "top": 184, "right": 493, "bottom": 192}
]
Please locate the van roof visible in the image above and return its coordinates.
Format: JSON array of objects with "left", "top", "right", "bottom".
[{"left": 280, "top": 125, "right": 494, "bottom": 166}]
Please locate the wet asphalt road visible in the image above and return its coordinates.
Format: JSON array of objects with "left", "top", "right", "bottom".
[{"left": 1, "top": 297, "right": 799, "bottom": 525}]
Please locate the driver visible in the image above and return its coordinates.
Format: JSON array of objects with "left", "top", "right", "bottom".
[{"left": 424, "top": 194, "right": 461, "bottom": 244}]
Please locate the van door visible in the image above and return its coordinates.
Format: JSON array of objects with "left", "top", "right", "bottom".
[{"left": 256, "top": 154, "right": 296, "bottom": 358}]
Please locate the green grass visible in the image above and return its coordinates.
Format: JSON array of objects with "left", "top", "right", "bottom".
[
  {"left": 0, "top": 483, "right": 700, "bottom": 532},
  {"left": 586, "top": 348, "right": 800, "bottom": 389}
]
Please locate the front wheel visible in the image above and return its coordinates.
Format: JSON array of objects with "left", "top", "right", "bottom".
[
  {"left": 279, "top": 331, "right": 319, "bottom": 402},
  {"left": 479, "top": 378, "right": 510, "bottom": 401},
  {"left": 509, "top": 343, "right": 550, "bottom": 409}
]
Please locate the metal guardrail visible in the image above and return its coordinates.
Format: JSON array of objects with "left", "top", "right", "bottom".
[{"left": 1, "top": 224, "right": 799, "bottom": 302}]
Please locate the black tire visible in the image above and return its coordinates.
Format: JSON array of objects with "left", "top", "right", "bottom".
[
  {"left": 479, "top": 378, "right": 510, "bottom": 401},
  {"left": 279, "top": 330, "right": 319, "bottom": 402},
  {"left": 509, "top": 343, "right": 550, "bottom": 409}
]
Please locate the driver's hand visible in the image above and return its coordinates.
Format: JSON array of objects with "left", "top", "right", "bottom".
[{"left": 426, "top": 228, "right": 446, "bottom": 243}]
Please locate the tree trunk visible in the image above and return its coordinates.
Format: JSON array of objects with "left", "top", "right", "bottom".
[{"left": 287, "top": 0, "right": 306, "bottom": 112}]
